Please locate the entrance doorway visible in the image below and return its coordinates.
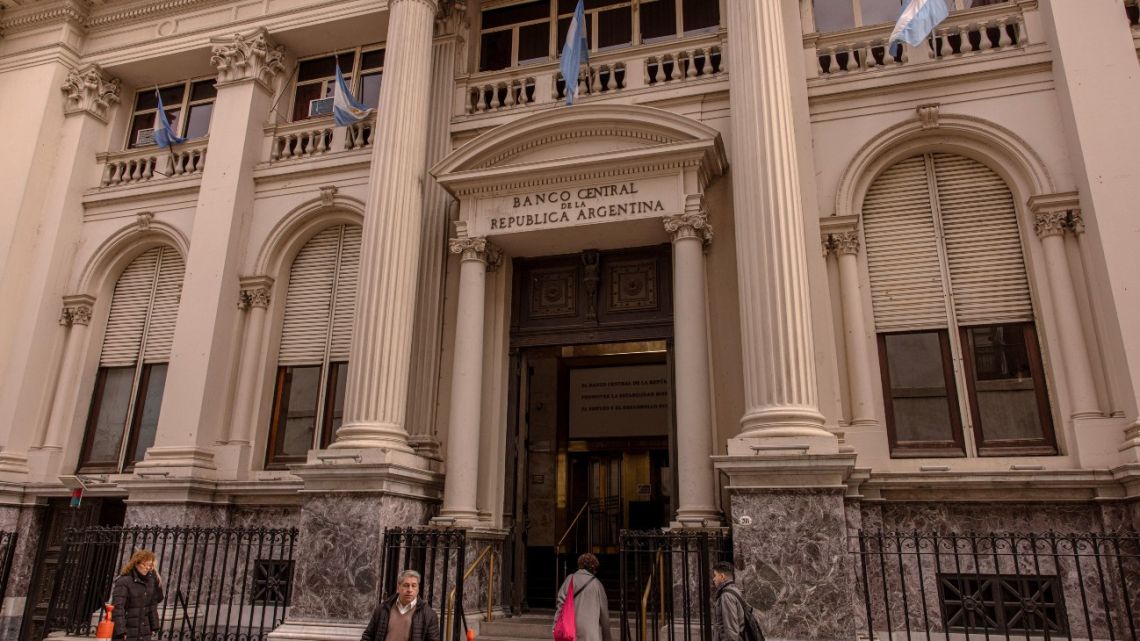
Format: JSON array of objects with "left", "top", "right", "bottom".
[{"left": 504, "top": 245, "right": 675, "bottom": 612}]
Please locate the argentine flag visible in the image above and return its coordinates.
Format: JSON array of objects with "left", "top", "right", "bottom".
[
  {"left": 333, "top": 63, "right": 373, "bottom": 127},
  {"left": 154, "top": 90, "right": 185, "bottom": 148},
  {"left": 889, "top": 0, "right": 950, "bottom": 57},
  {"left": 560, "top": 0, "right": 588, "bottom": 106}
]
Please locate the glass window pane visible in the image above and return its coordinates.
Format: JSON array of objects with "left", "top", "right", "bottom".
[
  {"left": 298, "top": 53, "right": 354, "bottom": 82},
  {"left": 640, "top": 0, "right": 676, "bottom": 41},
  {"left": 83, "top": 367, "right": 135, "bottom": 467},
  {"left": 883, "top": 332, "right": 957, "bottom": 445},
  {"left": 484, "top": 0, "right": 550, "bottom": 29},
  {"left": 360, "top": 72, "right": 383, "bottom": 109},
  {"left": 361, "top": 49, "right": 386, "bottom": 71},
  {"left": 584, "top": 0, "right": 624, "bottom": 9},
  {"left": 681, "top": 0, "right": 719, "bottom": 32},
  {"left": 558, "top": 16, "right": 571, "bottom": 51},
  {"left": 292, "top": 83, "right": 325, "bottom": 121},
  {"left": 966, "top": 324, "right": 1048, "bottom": 444},
  {"left": 158, "top": 85, "right": 184, "bottom": 107},
  {"left": 274, "top": 366, "right": 321, "bottom": 459},
  {"left": 323, "top": 362, "right": 349, "bottom": 447},
  {"left": 128, "top": 114, "right": 156, "bottom": 148},
  {"left": 184, "top": 103, "right": 212, "bottom": 139},
  {"left": 597, "top": 6, "right": 632, "bottom": 49},
  {"left": 519, "top": 21, "right": 551, "bottom": 62},
  {"left": 860, "top": 0, "right": 902, "bottom": 26},
  {"left": 813, "top": 0, "right": 856, "bottom": 32},
  {"left": 480, "top": 30, "right": 514, "bottom": 71},
  {"left": 135, "top": 91, "right": 158, "bottom": 111},
  {"left": 190, "top": 80, "right": 217, "bottom": 102},
  {"left": 969, "top": 0, "right": 1006, "bottom": 6},
  {"left": 130, "top": 364, "right": 167, "bottom": 465}
]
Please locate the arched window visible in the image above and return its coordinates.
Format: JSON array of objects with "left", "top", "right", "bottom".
[
  {"left": 266, "top": 224, "right": 361, "bottom": 468},
  {"left": 79, "top": 246, "right": 184, "bottom": 472},
  {"left": 863, "top": 152, "right": 1055, "bottom": 457}
]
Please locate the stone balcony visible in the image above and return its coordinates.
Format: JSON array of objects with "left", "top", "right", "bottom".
[{"left": 94, "top": 139, "right": 208, "bottom": 189}]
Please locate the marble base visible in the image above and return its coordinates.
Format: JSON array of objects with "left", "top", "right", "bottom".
[
  {"left": 124, "top": 502, "right": 230, "bottom": 528},
  {"left": 462, "top": 530, "right": 507, "bottom": 616},
  {"left": 266, "top": 619, "right": 365, "bottom": 641},
  {"left": 730, "top": 489, "right": 855, "bottom": 641}
]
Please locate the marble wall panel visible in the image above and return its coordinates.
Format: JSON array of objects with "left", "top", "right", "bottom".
[
  {"left": 6, "top": 504, "right": 45, "bottom": 600},
  {"left": 0, "top": 614, "right": 19, "bottom": 641},
  {"left": 289, "top": 494, "right": 432, "bottom": 622},
  {"left": 461, "top": 535, "right": 505, "bottom": 617},
  {"left": 229, "top": 506, "right": 301, "bottom": 531},
  {"left": 124, "top": 503, "right": 230, "bottom": 528},
  {"left": 729, "top": 489, "right": 854, "bottom": 641}
]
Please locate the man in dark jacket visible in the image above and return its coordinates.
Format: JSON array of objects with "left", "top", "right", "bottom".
[
  {"left": 712, "top": 562, "right": 746, "bottom": 641},
  {"left": 361, "top": 569, "right": 441, "bottom": 641}
]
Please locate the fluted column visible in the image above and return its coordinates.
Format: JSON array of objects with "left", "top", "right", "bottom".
[
  {"left": 334, "top": 0, "right": 440, "bottom": 451},
  {"left": 727, "top": 0, "right": 830, "bottom": 443},
  {"left": 436, "top": 234, "right": 492, "bottom": 525},
  {"left": 1034, "top": 211, "right": 1100, "bottom": 418},
  {"left": 228, "top": 277, "right": 273, "bottom": 444},
  {"left": 825, "top": 231, "right": 876, "bottom": 425},
  {"left": 665, "top": 211, "right": 720, "bottom": 526},
  {"left": 41, "top": 296, "right": 95, "bottom": 449}
]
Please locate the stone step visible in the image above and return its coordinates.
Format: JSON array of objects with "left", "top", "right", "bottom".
[{"left": 477, "top": 614, "right": 624, "bottom": 640}]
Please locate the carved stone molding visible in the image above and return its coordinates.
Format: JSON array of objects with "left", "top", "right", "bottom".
[
  {"left": 136, "top": 211, "right": 154, "bottom": 232},
  {"left": 449, "top": 236, "right": 490, "bottom": 262},
  {"left": 916, "top": 103, "right": 940, "bottom": 129},
  {"left": 1, "top": 0, "right": 88, "bottom": 34},
  {"left": 319, "top": 185, "right": 338, "bottom": 206},
  {"left": 434, "top": 0, "right": 467, "bottom": 36},
  {"left": 1069, "top": 210, "right": 1085, "bottom": 236},
  {"left": 663, "top": 213, "right": 713, "bottom": 245},
  {"left": 1033, "top": 211, "right": 1068, "bottom": 238},
  {"left": 59, "top": 294, "right": 96, "bottom": 327},
  {"left": 209, "top": 28, "right": 287, "bottom": 88},
  {"left": 61, "top": 64, "right": 121, "bottom": 122},
  {"left": 237, "top": 276, "right": 274, "bottom": 310},
  {"left": 393, "top": 0, "right": 441, "bottom": 10},
  {"left": 825, "top": 231, "right": 860, "bottom": 256}
]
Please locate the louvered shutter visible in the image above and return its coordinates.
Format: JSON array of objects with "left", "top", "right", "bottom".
[
  {"left": 278, "top": 227, "right": 339, "bottom": 365},
  {"left": 932, "top": 153, "right": 1033, "bottom": 326},
  {"left": 100, "top": 248, "right": 160, "bottom": 366},
  {"left": 142, "top": 248, "right": 185, "bottom": 363},
  {"left": 862, "top": 155, "right": 950, "bottom": 331},
  {"left": 329, "top": 225, "right": 361, "bottom": 361}
]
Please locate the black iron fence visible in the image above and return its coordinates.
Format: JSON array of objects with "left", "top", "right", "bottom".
[
  {"left": 852, "top": 531, "right": 1140, "bottom": 641},
  {"left": 45, "top": 526, "right": 297, "bottom": 641},
  {"left": 380, "top": 527, "right": 466, "bottom": 641},
  {"left": 619, "top": 529, "right": 732, "bottom": 641},
  {"left": 0, "top": 531, "right": 15, "bottom": 603}
]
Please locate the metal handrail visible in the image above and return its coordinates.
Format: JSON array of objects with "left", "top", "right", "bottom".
[
  {"left": 557, "top": 501, "right": 591, "bottom": 549},
  {"left": 444, "top": 545, "right": 496, "bottom": 637},
  {"left": 639, "top": 548, "right": 665, "bottom": 641}
]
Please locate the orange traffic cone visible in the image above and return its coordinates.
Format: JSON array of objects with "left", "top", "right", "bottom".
[
  {"left": 95, "top": 603, "right": 115, "bottom": 639},
  {"left": 466, "top": 628, "right": 476, "bottom": 641}
]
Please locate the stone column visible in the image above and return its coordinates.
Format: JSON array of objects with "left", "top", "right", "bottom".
[
  {"left": 334, "top": 0, "right": 441, "bottom": 452},
  {"left": 227, "top": 277, "right": 273, "bottom": 445},
  {"left": 436, "top": 234, "right": 492, "bottom": 526},
  {"left": 664, "top": 211, "right": 720, "bottom": 526},
  {"left": 726, "top": 0, "right": 833, "bottom": 450},
  {"left": 825, "top": 230, "right": 876, "bottom": 425},
  {"left": 42, "top": 296, "right": 95, "bottom": 450},
  {"left": 140, "top": 28, "right": 286, "bottom": 478},
  {"left": 1033, "top": 211, "right": 1100, "bottom": 418}
]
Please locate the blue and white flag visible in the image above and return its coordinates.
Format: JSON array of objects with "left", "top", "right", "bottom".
[
  {"left": 889, "top": 0, "right": 950, "bottom": 57},
  {"left": 154, "top": 90, "right": 185, "bottom": 148},
  {"left": 559, "top": 0, "right": 588, "bottom": 106},
  {"left": 333, "top": 63, "right": 373, "bottom": 126}
]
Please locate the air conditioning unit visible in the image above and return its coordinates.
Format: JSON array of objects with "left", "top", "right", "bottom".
[
  {"left": 134, "top": 128, "right": 157, "bottom": 147},
  {"left": 308, "top": 97, "right": 334, "bottom": 118}
]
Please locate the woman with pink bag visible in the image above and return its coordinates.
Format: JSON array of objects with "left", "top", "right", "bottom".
[{"left": 552, "top": 553, "right": 612, "bottom": 641}]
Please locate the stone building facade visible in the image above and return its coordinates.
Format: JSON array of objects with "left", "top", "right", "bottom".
[{"left": 0, "top": 0, "right": 1138, "bottom": 639}]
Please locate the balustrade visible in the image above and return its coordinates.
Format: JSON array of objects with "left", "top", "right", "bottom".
[
  {"left": 270, "top": 126, "right": 333, "bottom": 160},
  {"left": 99, "top": 145, "right": 207, "bottom": 187},
  {"left": 645, "top": 45, "right": 723, "bottom": 85},
  {"left": 814, "top": 3, "right": 1027, "bottom": 77},
  {"left": 468, "top": 77, "right": 536, "bottom": 113},
  {"left": 554, "top": 62, "right": 626, "bottom": 101}
]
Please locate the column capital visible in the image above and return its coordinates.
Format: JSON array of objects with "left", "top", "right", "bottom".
[
  {"left": 1069, "top": 209, "right": 1085, "bottom": 236},
  {"left": 59, "top": 294, "right": 96, "bottom": 327},
  {"left": 237, "top": 276, "right": 274, "bottom": 310},
  {"left": 663, "top": 213, "right": 713, "bottom": 245},
  {"left": 392, "top": 0, "right": 441, "bottom": 9},
  {"left": 209, "top": 27, "right": 287, "bottom": 89},
  {"left": 1034, "top": 211, "right": 1069, "bottom": 238},
  {"left": 449, "top": 236, "right": 493, "bottom": 262},
  {"left": 61, "top": 64, "right": 121, "bottom": 122},
  {"left": 434, "top": 0, "right": 467, "bottom": 35},
  {"left": 828, "top": 230, "right": 860, "bottom": 256}
]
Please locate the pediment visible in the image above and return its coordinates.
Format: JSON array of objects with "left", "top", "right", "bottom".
[{"left": 432, "top": 104, "right": 727, "bottom": 194}]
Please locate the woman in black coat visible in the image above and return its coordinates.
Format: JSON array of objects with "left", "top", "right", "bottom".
[{"left": 111, "top": 549, "right": 164, "bottom": 641}]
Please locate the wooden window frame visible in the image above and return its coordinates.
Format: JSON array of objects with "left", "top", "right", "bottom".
[
  {"left": 809, "top": 0, "right": 1007, "bottom": 33},
  {"left": 77, "top": 367, "right": 129, "bottom": 473},
  {"left": 476, "top": 0, "right": 721, "bottom": 72},
  {"left": 878, "top": 329, "right": 967, "bottom": 457},
  {"left": 960, "top": 323, "right": 1057, "bottom": 456},
  {"left": 126, "top": 78, "right": 216, "bottom": 149},
  {"left": 290, "top": 46, "right": 385, "bottom": 122}
]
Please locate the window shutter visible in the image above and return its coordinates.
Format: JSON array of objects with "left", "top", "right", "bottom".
[
  {"left": 862, "top": 155, "right": 950, "bottom": 331},
  {"left": 279, "top": 227, "right": 339, "bottom": 365},
  {"left": 100, "top": 248, "right": 160, "bottom": 366},
  {"left": 329, "top": 224, "right": 361, "bottom": 361},
  {"left": 932, "top": 153, "right": 1033, "bottom": 326},
  {"left": 142, "top": 248, "right": 185, "bottom": 363}
]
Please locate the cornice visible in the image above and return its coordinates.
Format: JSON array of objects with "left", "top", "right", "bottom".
[
  {"left": 0, "top": 0, "right": 88, "bottom": 33},
  {"left": 84, "top": 0, "right": 228, "bottom": 30}
]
